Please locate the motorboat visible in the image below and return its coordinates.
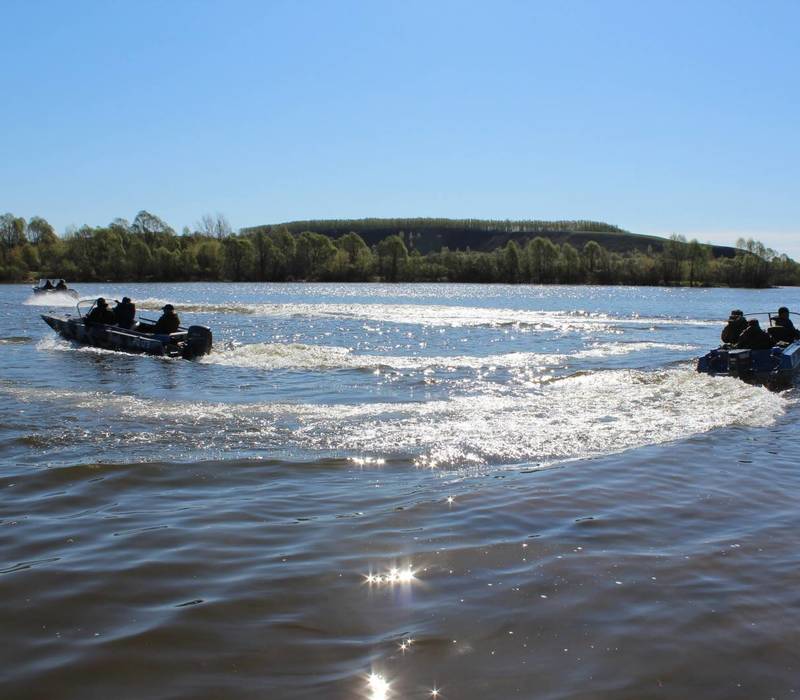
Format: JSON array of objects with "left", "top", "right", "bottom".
[
  {"left": 697, "top": 311, "right": 800, "bottom": 388},
  {"left": 41, "top": 299, "right": 213, "bottom": 360},
  {"left": 32, "top": 278, "right": 79, "bottom": 298}
]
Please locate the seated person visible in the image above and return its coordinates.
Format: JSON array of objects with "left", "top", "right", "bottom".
[
  {"left": 770, "top": 306, "right": 800, "bottom": 342},
  {"left": 42, "top": 279, "right": 54, "bottom": 290},
  {"left": 114, "top": 297, "right": 136, "bottom": 329},
  {"left": 736, "top": 319, "right": 774, "bottom": 350},
  {"left": 55, "top": 279, "right": 68, "bottom": 290},
  {"left": 721, "top": 309, "right": 747, "bottom": 344},
  {"left": 84, "top": 298, "right": 116, "bottom": 325},
  {"left": 139, "top": 304, "right": 181, "bottom": 334},
  {"left": 155, "top": 304, "right": 180, "bottom": 333}
]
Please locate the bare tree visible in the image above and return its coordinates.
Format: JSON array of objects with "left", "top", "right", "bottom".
[{"left": 196, "top": 213, "right": 232, "bottom": 239}]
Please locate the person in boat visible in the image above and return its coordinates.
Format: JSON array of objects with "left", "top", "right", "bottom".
[
  {"left": 772, "top": 307, "right": 800, "bottom": 342},
  {"left": 735, "top": 319, "right": 774, "bottom": 350},
  {"left": 154, "top": 304, "right": 180, "bottom": 333},
  {"left": 138, "top": 304, "right": 181, "bottom": 334},
  {"left": 114, "top": 297, "right": 136, "bottom": 329},
  {"left": 55, "top": 279, "right": 68, "bottom": 291},
  {"left": 42, "top": 279, "right": 54, "bottom": 290},
  {"left": 84, "top": 298, "right": 116, "bottom": 325},
  {"left": 721, "top": 309, "right": 747, "bottom": 344}
]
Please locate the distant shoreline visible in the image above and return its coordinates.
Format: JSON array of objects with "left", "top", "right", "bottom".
[
  {"left": 11, "top": 280, "right": 787, "bottom": 289},
  {"left": 2, "top": 214, "right": 795, "bottom": 288}
]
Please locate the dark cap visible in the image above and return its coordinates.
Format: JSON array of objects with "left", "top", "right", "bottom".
[
  {"left": 162, "top": 304, "right": 174, "bottom": 312},
  {"left": 96, "top": 297, "right": 107, "bottom": 307},
  {"left": 730, "top": 309, "right": 743, "bottom": 317},
  {"left": 122, "top": 296, "right": 131, "bottom": 304},
  {"left": 778, "top": 306, "right": 789, "bottom": 315}
]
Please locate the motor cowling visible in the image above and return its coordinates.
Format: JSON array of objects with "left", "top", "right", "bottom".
[
  {"left": 183, "top": 325, "right": 213, "bottom": 358},
  {"left": 727, "top": 348, "right": 752, "bottom": 378}
]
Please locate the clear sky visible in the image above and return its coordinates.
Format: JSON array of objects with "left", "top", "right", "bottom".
[{"left": 2, "top": 0, "right": 798, "bottom": 256}]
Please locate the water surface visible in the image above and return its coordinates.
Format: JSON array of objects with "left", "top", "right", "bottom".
[{"left": 2, "top": 283, "right": 799, "bottom": 698}]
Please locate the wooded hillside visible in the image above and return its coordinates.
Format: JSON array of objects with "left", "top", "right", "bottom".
[
  {"left": 1, "top": 212, "right": 796, "bottom": 288},
  {"left": 243, "top": 217, "right": 738, "bottom": 258}
]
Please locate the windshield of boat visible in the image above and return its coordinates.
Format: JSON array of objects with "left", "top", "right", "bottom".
[
  {"left": 76, "top": 298, "right": 96, "bottom": 318},
  {"left": 740, "top": 311, "right": 799, "bottom": 326}
]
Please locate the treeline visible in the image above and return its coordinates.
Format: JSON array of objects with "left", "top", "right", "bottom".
[
  {"left": 243, "top": 217, "right": 649, "bottom": 256},
  {"left": 245, "top": 217, "right": 627, "bottom": 236},
  {"left": 1, "top": 210, "right": 798, "bottom": 287}
]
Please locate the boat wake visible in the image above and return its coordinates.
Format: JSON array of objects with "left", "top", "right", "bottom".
[
  {"left": 132, "top": 301, "right": 715, "bottom": 330},
  {"left": 0, "top": 336, "right": 32, "bottom": 345},
  {"left": 199, "top": 340, "right": 697, "bottom": 372},
  {"left": 201, "top": 342, "right": 566, "bottom": 371},
  {"left": 35, "top": 335, "right": 175, "bottom": 360},
  {"left": 23, "top": 292, "right": 80, "bottom": 307},
  {"left": 36, "top": 334, "right": 698, "bottom": 371},
  {"left": 3, "top": 368, "right": 789, "bottom": 470}
]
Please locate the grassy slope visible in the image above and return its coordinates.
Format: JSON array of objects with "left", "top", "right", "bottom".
[{"left": 242, "top": 218, "right": 736, "bottom": 258}]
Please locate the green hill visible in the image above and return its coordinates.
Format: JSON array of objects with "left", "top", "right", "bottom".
[{"left": 242, "top": 217, "right": 737, "bottom": 258}]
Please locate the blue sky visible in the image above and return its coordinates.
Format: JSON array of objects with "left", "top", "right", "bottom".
[{"left": 2, "top": 0, "right": 798, "bottom": 256}]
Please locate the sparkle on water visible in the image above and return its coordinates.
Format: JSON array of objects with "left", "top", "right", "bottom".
[
  {"left": 364, "top": 567, "right": 417, "bottom": 585},
  {"left": 367, "top": 672, "right": 390, "bottom": 700},
  {"left": 9, "top": 284, "right": 800, "bottom": 698},
  {"left": 398, "top": 637, "right": 414, "bottom": 653}
]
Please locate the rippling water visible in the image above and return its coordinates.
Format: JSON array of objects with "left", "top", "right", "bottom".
[{"left": 2, "top": 283, "right": 800, "bottom": 699}]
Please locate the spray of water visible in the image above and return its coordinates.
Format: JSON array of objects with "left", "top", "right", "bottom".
[{"left": 3, "top": 368, "right": 789, "bottom": 470}]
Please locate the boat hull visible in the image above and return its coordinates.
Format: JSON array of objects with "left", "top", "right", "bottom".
[
  {"left": 33, "top": 288, "right": 79, "bottom": 299},
  {"left": 697, "top": 341, "right": 800, "bottom": 388},
  {"left": 41, "top": 315, "right": 212, "bottom": 359}
]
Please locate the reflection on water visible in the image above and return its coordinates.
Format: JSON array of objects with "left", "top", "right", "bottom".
[
  {"left": 364, "top": 567, "right": 417, "bottom": 585},
  {"left": 2, "top": 283, "right": 800, "bottom": 699},
  {"left": 0, "top": 366, "right": 788, "bottom": 473},
  {"left": 367, "top": 673, "right": 390, "bottom": 700}
]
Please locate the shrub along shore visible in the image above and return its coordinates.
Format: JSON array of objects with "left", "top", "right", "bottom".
[{"left": 2, "top": 211, "right": 797, "bottom": 287}]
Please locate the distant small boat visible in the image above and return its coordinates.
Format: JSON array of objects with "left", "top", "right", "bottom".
[
  {"left": 41, "top": 299, "right": 213, "bottom": 360},
  {"left": 697, "top": 312, "right": 800, "bottom": 388},
  {"left": 32, "top": 278, "right": 79, "bottom": 298}
]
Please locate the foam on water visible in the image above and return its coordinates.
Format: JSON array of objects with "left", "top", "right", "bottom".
[
  {"left": 574, "top": 341, "right": 698, "bottom": 358},
  {"left": 36, "top": 327, "right": 697, "bottom": 372},
  {"left": 23, "top": 292, "right": 80, "bottom": 307},
  {"left": 0, "top": 336, "right": 32, "bottom": 345},
  {"left": 146, "top": 301, "right": 714, "bottom": 330},
  {"left": 35, "top": 335, "right": 174, "bottom": 360},
  {"left": 3, "top": 369, "right": 788, "bottom": 469},
  {"left": 132, "top": 297, "right": 175, "bottom": 310},
  {"left": 199, "top": 340, "right": 697, "bottom": 371},
  {"left": 201, "top": 342, "right": 566, "bottom": 371}
]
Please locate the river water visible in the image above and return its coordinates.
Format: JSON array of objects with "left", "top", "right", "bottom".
[{"left": 1, "top": 283, "right": 799, "bottom": 699}]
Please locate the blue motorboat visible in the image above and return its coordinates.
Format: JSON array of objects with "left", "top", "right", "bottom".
[
  {"left": 697, "top": 311, "right": 800, "bottom": 387},
  {"left": 41, "top": 299, "right": 212, "bottom": 360}
]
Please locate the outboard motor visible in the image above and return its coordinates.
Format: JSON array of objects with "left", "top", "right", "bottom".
[
  {"left": 183, "top": 325, "right": 213, "bottom": 358},
  {"left": 727, "top": 348, "right": 753, "bottom": 378},
  {"left": 697, "top": 348, "right": 729, "bottom": 374}
]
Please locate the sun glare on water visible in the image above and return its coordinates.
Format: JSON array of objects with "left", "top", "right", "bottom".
[
  {"left": 367, "top": 673, "right": 390, "bottom": 700},
  {"left": 364, "top": 567, "right": 416, "bottom": 585}
]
